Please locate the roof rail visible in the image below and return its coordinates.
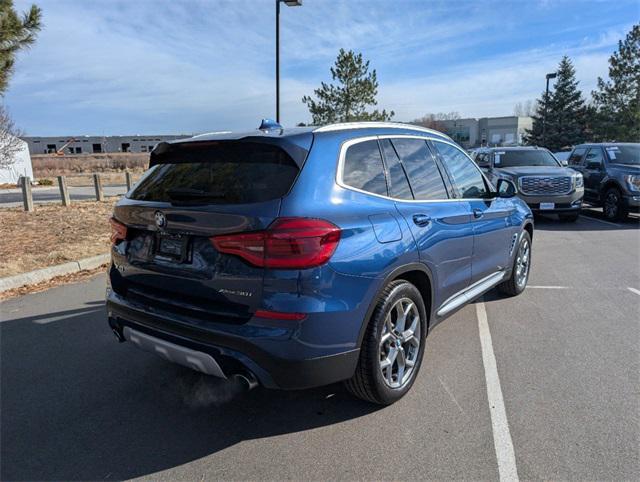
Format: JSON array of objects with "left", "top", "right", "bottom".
[{"left": 313, "top": 121, "right": 452, "bottom": 140}]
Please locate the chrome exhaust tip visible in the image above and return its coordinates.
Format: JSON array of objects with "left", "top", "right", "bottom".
[
  {"left": 233, "top": 371, "right": 259, "bottom": 390},
  {"left": 112, "top": 328, "right": 125, "bottom": 343}
]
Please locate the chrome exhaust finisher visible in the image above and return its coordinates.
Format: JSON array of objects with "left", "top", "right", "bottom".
[
  {"left": 122, "top": 327, "right": 226, "bottom": 379},
  {"left": 233, "top": 371, "right": 259, "bottom": 390},
  {"left": 112, "top": 328, "right": 125, "bottom": 343}
]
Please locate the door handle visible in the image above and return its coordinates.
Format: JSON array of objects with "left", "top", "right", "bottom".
[
  {"left": 412, "top": 214, "right": 431, "bottom": 227},
  {"left": 473, "top": 208, "right": 484, "bottom": 219}
]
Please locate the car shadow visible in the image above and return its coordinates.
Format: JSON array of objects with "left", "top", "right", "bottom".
[
  {"left": 532, "top": 209, "right": 640, "bottom": 232},
  {"left": 0, "top": 302, "right": 380, "bottom": 481}
]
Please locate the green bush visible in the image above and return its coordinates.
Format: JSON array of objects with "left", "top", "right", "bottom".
[{"left": 38, "top": 178, "right": 54, "bottom": 186}]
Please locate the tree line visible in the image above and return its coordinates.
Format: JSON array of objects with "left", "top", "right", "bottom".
[
  {"left": 525, "top": 24, "right": 639, "bottom": 151},
  {"left": 302, "top": 24, "right": 639, "bottom": 151}
]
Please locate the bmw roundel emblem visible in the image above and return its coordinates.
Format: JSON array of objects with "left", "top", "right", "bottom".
[{"left": 154, "top": 211, "right": 167, "bottom": 229}]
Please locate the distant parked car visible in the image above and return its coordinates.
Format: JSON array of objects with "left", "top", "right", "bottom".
[
  {"left": 470, "top": 146, "right": 584, "bottom": 221},
  {"left": 553, "top": 151, "right": 571, "bottom": 165},
  {"left": 567, "top": 143, "right": 640, "bottom": 220},
  {"left": 107, "top": 121, "right": 534, "bottom": 405}
]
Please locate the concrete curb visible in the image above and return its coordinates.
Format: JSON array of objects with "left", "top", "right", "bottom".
[{"left": 0, "top": 254, "right": 110, "bottom": 293}]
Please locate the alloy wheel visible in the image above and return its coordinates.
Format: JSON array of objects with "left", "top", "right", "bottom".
[
  {"left": 379, "top": 298, "right": 421, "bottom": 389},
  {"left": 515, "top": 238, "right": 530, "bottom": 288},
  {"left": 604, "top": 191, "right": 619, "bottom": 219}
]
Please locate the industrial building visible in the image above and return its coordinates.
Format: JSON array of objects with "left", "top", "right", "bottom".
[
  {"left": 22, "top": 134, "right": 192, "bottom": 156},
  {"left": 438, "top": 116, "right": 533, "bottom": 149},
  {"left": 22, "top": 116, "right": 533, "bottom": 155}
]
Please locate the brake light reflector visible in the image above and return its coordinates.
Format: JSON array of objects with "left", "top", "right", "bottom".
[
  {"left": 109, "top": 217, "right": 128, "bottom": 244},
  {"left": 211, "top": 217, "right": 341, "bottom": 269},
  {"left": 254, "top": 309, "right": 307, "bottom": 321}
]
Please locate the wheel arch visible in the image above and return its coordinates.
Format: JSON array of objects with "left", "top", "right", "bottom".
[
  {"left": 600, "top": 178, "right": 624, "bottom": 200},
  {"left": 523, "top": 220, "right": 534, "bottom": 241},
  {"left": 356, "top": 263, "right": 434, "bottom": 348}
]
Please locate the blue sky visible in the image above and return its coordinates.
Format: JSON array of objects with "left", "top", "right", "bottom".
[{"left": 4, "top": 0, "right": 638, "bottom": 135}]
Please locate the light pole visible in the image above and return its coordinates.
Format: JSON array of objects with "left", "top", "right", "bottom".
[
  {"left": 542, "top": 71, "right": 557, "bottom": 146},
  {"left": 276, "top": 0, "right": 302, "bottom": 124}
]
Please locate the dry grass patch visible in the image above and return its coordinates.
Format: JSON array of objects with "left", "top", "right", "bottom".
[
  {"left": 0, "top": 199, "right": 116, "bottom": 277},
  {"left": 32, "top": 152, "right": 149, "bottom": 176},
  {"left": 36, "top": 172, "right": 146, "bottom": 187}
]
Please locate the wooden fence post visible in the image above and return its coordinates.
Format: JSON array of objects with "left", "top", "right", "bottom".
[
  {"left": 58, "top": 175, "right": 70, "bottom": 206},
  {"left": 125, "top": 171, "right": 133, "bottom": 191},
  {"left": 93, "top": 173, "right": 104, "bottom": 201},
  {"left": 21, "top": 177, "right": 33, "bottom": 212}
]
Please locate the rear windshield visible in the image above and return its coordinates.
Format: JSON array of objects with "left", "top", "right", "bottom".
[
  {"left": 129, "top": 142, "right": 299, "bottom": 204},
  {"left": 605, "top": 145, "right": 640, "bottom": 165},
  {"left": 494, "top": 150, "right": 559, "bottom": 167}
]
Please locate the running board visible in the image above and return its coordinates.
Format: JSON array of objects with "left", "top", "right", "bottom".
[{"left": 436, "top": 271, "right": 507, "bottom": 317}]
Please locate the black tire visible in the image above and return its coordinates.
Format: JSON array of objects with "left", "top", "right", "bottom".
[
  {"left": 603, "top": 187, "right": 628, "bottom": 220},
  {"left": 344, "top": 280, "right": 427, "bottom": 405},
  {"left": 559, "top": 212, "right": 579, "bottom": 222},
  {"left": 498, "top": 230, "right": 531, "bottom": 297}
]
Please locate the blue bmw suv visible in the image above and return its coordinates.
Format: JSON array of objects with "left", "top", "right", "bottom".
[{"left": 107, "top": 121, "right": 533, "bottom": 405}]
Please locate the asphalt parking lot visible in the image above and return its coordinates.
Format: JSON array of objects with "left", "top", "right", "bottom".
[{"left": 1, "top": 209, "right": 638, "bottom": 481}]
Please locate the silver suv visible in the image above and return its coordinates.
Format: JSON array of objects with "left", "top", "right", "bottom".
[{"left": 471, "top": 146, "right": 584, "bottom": 221}]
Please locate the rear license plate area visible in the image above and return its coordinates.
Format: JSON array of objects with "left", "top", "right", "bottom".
[
  {"left": 155, "top": 235, "right": 189, "bottom": 262},
  {"left": 539, "top": 202, "right": 555, "bottom": 210}
]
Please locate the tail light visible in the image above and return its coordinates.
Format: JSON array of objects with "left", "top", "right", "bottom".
[
  {"left": 109, "top": 217, "right": 128, "bottom": 244},
  {"left": 210, "top": 218, "right": 341, "bottom": 269}
]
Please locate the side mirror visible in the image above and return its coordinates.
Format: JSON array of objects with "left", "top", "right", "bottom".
[
  {"left": 560, "top": 159, "right": 568, "bottom": 166},
  {"left": 476, "top": 158, "right": 490, "bottom": 169},
  {"left": 496, "top": 178, "right": 517, "bottom": 198}
]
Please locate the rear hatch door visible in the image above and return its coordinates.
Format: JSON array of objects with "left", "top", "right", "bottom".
[{"left": 111, "top": 139, "right": 304, "bottom": 325}]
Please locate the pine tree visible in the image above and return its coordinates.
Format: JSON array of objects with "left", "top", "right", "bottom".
[
  {"left": 302, "top": 49, "right": 394, "bottom": 125},
  {"left": 590, "top": 24, "right": 640, "bottom": 142},
  {"left": 525, "top": 56, "right": 587, "bottom": 151},
  {"left": 0, "top": 0, "right": 42, "bottom": 95}
]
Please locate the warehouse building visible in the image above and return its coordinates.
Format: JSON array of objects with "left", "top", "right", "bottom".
[
  {"left": 437, "top": 116, "right": 533, "bottom": 149},
  {"left": 22, "top": 134, "right": 192, "bottom": 156}
]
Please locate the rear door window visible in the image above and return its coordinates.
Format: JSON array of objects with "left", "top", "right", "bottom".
[
  {"left": 342, "top": 140, "right": 388, "bottom": 196},
  {"left": 129, "top": 142, "right": 300, "bottom": 204},
  {"left": 433, "top": 141, "right": 489, "bottom": 199},
  {"left": 391, "top": 138, "right": 449, "bottom": 200},
  {"left": 379, "top": 139, "right": 413, "bottom": 200}
]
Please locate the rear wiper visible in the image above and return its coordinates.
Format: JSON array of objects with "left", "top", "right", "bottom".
[{"left": 166, "top": 188, "right": 227, "bottom": 200}]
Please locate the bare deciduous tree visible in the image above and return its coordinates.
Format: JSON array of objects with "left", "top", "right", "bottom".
[
  {"left": 410, "top": 112, "right": 460, "bottom": 132},
  {"left": 0, "top": 104, "right": 24, "bottom": 168},
  {"left": 513, "top": 100, "right": 536, "bottom": 117}
]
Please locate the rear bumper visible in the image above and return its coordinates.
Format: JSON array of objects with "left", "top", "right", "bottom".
[{"left": 106, "top": 290, "right": 360, "bottom": 390}]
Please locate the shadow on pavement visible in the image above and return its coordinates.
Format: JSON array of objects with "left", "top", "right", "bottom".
[
  {"left": 533, "top": 209, "right": 640, "bottom": 232},
  {"left": 0, "top": 302, "right": 379, "bottom": 481}
]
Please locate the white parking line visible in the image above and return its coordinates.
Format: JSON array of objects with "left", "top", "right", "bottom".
[
  {"left": 476, "top": 300, "right": 519, "bottom": 482},
  {"left": 527, "top": 285, "right": 569, "bottom": 289},
  {"left": 627, "top": 287, "right": 640, "bottom": 297}
]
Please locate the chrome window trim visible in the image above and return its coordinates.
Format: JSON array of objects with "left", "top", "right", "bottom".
[
  {"left": 315, "top": 122, "right": 453, "bottom": 141},
  {"left": 336, "top": 135, "right": 488, "bottom": 204}
]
